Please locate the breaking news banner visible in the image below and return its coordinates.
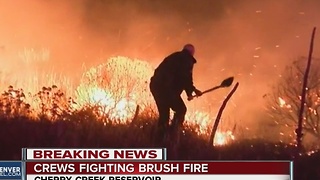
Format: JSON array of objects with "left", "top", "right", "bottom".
[
  {"left": 22, "top": 149, "right": 166, "bottom": 161},
  {"left": 25, "top": 161, "right": 293, "bottom": 180},
  {"left": 0, "top": 161, "right": 22, "bottom": 180}
]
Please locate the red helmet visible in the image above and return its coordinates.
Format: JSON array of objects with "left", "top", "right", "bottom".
[{"left": 183, "top": 44, "right": 195, "bottom": 56}]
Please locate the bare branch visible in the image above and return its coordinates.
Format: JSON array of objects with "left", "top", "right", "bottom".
[{"left": 265, "top": 55, "right": 320, "bottom": 142}]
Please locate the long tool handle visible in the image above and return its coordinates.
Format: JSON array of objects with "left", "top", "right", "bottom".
[
  {"left": 202, "top": 85, "right": 222, "bottom": 94},
  {"left": 192, "top": 85, "right": 221, "bottom": 98}
]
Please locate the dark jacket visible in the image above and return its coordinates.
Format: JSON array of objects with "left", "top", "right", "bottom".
[{"left": 151, "top": 49, "right": 196, "bottom": 97}]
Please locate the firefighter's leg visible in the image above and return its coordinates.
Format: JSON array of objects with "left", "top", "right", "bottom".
[
  {"left": 170, "top": 96, "right": 187, "bottom": 138},
  {"left": 156, "top": 99, "right": 170, "bottom": 141},
  {"left": 150, "top": 82, "right": 170, "bottom": 143}
]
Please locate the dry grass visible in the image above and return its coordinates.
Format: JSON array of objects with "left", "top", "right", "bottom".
[
  {"left": 0, "top": 54, "right": 318, "bottom": 178},
  {"left": 0, "top": 112, "right": 318, "bottom": 179},
  {"left": 75, "top": 56, "right": 155, "bottom": 122}
]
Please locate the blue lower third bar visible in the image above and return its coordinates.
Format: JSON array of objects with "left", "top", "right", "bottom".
[{"left": 0, "top": 161, "right": 22, "bottom": 180}]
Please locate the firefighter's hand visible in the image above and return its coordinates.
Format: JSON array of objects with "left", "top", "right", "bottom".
[{"left": 194, "top": 89, "right": 203, "bottom": 97}]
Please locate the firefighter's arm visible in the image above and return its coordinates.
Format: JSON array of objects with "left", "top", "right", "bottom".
[
  {"left": 181, "top": 59, "right": 202, "bottom": 101},
  {"left": 181, "top": 60, "right": 196, "bottom": 98}
]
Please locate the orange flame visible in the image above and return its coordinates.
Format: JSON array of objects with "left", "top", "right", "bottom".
[
  {"left": 278, "top": 97, "right": 291, "bottom": 108},
  {"left": 214, "top": 130, "right": 235, "bottom": 146},
  {"left": 73, "top": 56, "right": 236, "bottom": 145}
]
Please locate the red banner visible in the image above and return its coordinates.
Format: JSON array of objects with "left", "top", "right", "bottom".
[{"left": 26, "top": 161, "right": 290, "bottom": 175}]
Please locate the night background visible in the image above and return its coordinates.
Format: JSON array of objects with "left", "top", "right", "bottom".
[{"left": 0, "top": 0, "right": 319, "bottom": 179}]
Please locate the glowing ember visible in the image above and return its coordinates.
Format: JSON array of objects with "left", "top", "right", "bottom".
[
  {"left": 278, "top": 97, "right": 286, "bottom": 107},
  {"left": 214, "top": 130, "right": 235, "bottom": 146},
  {"left": 278, "top": 97, "right": 291, "bottom": 108},
  {"left": 307, "top": 150, "right": 318, "bottom": 156}
]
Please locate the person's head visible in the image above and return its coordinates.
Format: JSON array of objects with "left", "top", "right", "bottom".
[{"left": 182, "top": 44, "right": 195, "bottom": 56}]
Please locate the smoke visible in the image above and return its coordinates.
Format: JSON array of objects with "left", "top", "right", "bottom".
[{"left": 0, "top": 0, "right": 320, "bottom": 139}]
